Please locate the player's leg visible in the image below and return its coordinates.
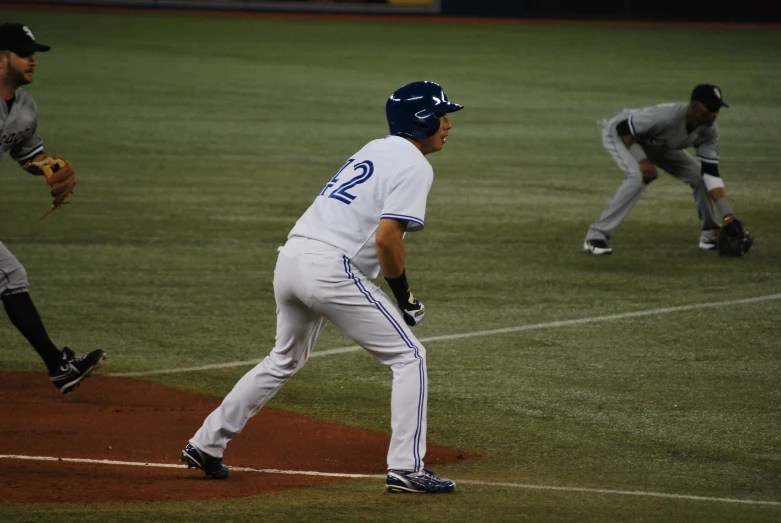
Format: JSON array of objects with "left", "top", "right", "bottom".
[
  {"left": 648, "top": 150, "right": 721, "bottom": 246},
  {"left": 1, "top": 242, "right": 106, "bottom": 393},
  {"left": 190, "top": 246, "right": 328, "bottom": 459},
  {"left": 585, "top": 119, "right": 648, "bottom": 251},
  {"left": 309, "top": 256, "right": 428, "bottom": 473},
  {"left": 1, "top": 241, "right": 61, "bottom": 373}
]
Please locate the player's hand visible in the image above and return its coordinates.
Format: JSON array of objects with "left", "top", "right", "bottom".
[
  {"left": 639, "top": 160, "right": 658, "bottom": 184},
  {"left": 398, "top": 292, "right": 425, "bottom": 327}
]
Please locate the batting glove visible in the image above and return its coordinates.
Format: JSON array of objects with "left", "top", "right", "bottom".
[{"left": 399, "top": 292, "right": 425, "bottom": 327}]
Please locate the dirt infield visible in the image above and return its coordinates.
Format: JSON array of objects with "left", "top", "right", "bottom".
[{"left": 0, "top": 371, "right": 474, "bottom": 503}]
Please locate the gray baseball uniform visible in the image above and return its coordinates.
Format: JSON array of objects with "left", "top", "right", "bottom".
[
  {"left": 1, "top": 88, "right": 44, "bottom": 296},
  {"left": 586, "top": 102, "right": 721, "bottom": 242}
]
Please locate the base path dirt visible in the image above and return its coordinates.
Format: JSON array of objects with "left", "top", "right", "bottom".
[{"left": 0, "top": 371, "right": 475, "bottom": 504}]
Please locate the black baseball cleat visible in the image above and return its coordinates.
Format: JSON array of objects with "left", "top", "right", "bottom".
[
  {"left": 583, "top": 239, "right": 613, "bottom": 256},
  {"left": 181, "top": 443, "right": 229, "bottom": 479},
  {"left": 49, "top": 347, "right": 106, "bottom": 394},
  {"left": 386, "top": 468, "right": 455, "bottom": 493}
]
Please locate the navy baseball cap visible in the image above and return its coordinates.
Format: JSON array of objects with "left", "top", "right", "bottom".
[
  {"left": 690, "top": 84, "right": 729, "bottom": 112},
  {"left": 0, "top": 23, "right": 51, "bottom": 56}
]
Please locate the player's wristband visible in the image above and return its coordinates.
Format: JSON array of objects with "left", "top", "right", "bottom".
[
  {"left": 385, "top": 270, "right": 410, "bottom": 304},
  {"left": 702, "top": 173, "right": 725, "bottom": 191},
  {"left": 628, "top": 142, "right": 647, "bottom": 163}
]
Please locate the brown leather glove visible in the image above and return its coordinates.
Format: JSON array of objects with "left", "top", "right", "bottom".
[{"left": 24, "top": 156, "right": 79, "bottom": 219}]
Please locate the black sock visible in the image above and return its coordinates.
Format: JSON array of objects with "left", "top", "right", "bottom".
[{"left": 2, "top": 292, "right": 62, "bottom": 374}]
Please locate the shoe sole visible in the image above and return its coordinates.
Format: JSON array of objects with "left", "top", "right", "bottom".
[
  {"left": 386, "top": 484, "right": 455, "bottom": 494},
  {"left": 181, "top": 451, "right": 202, "bottom": 470},
  {"left": 583, "top": 241, "right": 612, "bottom": 256},
  {"left": 699, "top": 242, "right": 717, "bottom": 251},
  {"left": 59, "top": 353, "right": 107, "bottom": 395},
  {"left": 386, "top": 485, "right": 427, "bottom": 493}
]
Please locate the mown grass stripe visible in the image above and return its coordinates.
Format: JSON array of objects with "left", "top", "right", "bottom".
[{"left": 108, "top": 293, "right": 781, "bottom": 377}]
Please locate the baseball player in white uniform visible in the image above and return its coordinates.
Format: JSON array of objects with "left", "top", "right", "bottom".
[
  {"left": 1, "top": 23, "right": 105, "bottom": 394},
  {"left": 182, "top": 81, "right": 463, "bottom": 494},
  {"left": 584, "top": 84, "right": 743, "bottom": 255}
]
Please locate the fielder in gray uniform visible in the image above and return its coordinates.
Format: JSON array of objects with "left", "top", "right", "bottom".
[
  {"left": 1, "top": 23, "right": 105, "bottom": 393},
  {"left": 584, "top": 84, "right": 744, "bottom": 255}
]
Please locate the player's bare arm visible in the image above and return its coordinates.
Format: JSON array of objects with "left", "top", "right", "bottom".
[
  {"left": 376, "top": 217, "right": 407, "bottom": 278},
  {"left": 377, "top": 217, "right": 426, "bottom": 327}
]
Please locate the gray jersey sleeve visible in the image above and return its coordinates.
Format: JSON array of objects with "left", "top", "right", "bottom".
[
  {"left": 625, "top": 103, "right": 681, "bottom": 142},
  {"left": 2, "top": 90, "right": 44, "bottom": 163},
  {"left": 11, "top": 119, "right": 43, "bottom": 162},
  {"left": 693, "top": 123, "right": 719, "bottom": 164}
]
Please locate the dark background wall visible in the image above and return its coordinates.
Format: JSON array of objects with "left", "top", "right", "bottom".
[
  {"left": 441, "top": 0, "right": 781, "bottom": 23},
  {"left": 11, "top": 0, "right": 781, "bottom": 22}
]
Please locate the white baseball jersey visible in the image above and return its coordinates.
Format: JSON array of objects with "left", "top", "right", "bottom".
[
  {"left": 0, "top": 88, "right": 44, "bottom": 163},
  {"left": 288, "top": 135, "right": 433, "bottom": 279}
]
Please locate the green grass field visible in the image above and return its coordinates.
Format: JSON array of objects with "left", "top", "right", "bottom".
[{"left": 1, "top": 7, "right": 780, "bottom": 522}]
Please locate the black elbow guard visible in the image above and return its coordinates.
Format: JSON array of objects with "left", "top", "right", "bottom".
[
  {"left": 700, "top": 160, "right": 720, "bottom": 177},
  {"left": 616, "top": 119, "right": 631, "bottom": 137}
]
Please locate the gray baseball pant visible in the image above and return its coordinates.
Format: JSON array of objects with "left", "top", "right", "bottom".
[
  {"left": 0, "top": 241, "right": 30, "bottom": 296},
  {"left": 586, "top": 119, "right": 720, "bottom": 242}
]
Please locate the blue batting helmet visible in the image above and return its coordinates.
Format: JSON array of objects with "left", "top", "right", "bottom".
[{"left": 386, "top": 81, "right": 463, "bottom": 140}]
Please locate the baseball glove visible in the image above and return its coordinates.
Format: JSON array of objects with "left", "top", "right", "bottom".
[
  {"left": 717, "top": 216, "right": 753, "bottom": 257},
  {"left": 23, "top": 156, "right": 79, "bottom": 219}
]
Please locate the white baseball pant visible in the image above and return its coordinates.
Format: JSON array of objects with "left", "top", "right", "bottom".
[{"left": 191, "top": 237, "right": 428, "bottom": 471}]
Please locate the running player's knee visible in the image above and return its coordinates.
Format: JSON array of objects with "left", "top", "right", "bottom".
[
  {"left": 395, "top": 344, "right": 427, "bottom": 365},
  {"left": 267, "top": 352, "right": 304, "bottom": 377}
]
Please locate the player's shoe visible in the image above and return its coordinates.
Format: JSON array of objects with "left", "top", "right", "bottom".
[
  {"left": 698, "top": 228, "right": 720, "bottom": 251},
  {"left": 49, "top": 347, "right": 106, "bottom": 394},
  {"left": 583, "top": 239, "right": 613, "bottom": 256},
  {"left": 386, "top": 468, "right": 455, "bottom": 493},
  {"left": 698, "top": 239, "right": 717, "bottom": 250},
  {"left": 181, "top": 443, "right": 229, "bottom": 479}
]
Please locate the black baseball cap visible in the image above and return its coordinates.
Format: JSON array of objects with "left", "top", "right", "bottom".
[
  {"left": 0, "top": 23, "right": 51, "bottom": 56},
  {"left": 690, "top": 84, "right": 729, "bottom": 112}
]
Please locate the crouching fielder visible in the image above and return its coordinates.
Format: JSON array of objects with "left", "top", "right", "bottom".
[{"left": 584, "top": 84, "right": 749, "bottom": 255}]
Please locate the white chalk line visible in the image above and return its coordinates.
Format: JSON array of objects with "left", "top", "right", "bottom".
[
  {"left": 0, "top": 454, "right": 379, "bottom": 479},
  {"left": 109, "top": 293, "right": 781, "bottom": 378},
  {"left": 1, "top": 454, "right": 779, "bottom": 507}
]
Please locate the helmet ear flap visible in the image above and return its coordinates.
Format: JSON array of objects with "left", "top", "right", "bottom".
[{"left": 411, "top": 117, "right": 439, "bottom": 137}]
